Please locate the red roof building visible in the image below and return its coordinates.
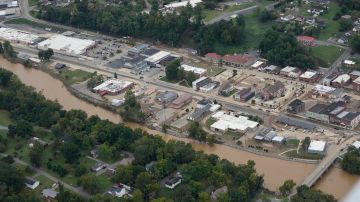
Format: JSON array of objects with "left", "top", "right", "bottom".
[
  {"left": 222, "top": 54, "right": 256, "bottom": 68},
  {"left": 297, "top": 36, "right": 316, "bottom": 46},
  {"left": 205, "top": 53, "right": 222, "bottom": 64}
]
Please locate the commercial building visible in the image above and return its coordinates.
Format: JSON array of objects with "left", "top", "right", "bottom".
[
  {"left": 344, "top": 60, "right": 356, "bottom": 68},
  {"left": 280, "top": 66, "right": 301, "bottom": 78},
  {"left": 305, "top": 101, "right": 346, "bottom": 123},
  {"left": 188, "top": 104, "right": 211, "bottom": 121},
  {"left": 0, "top": 27, "right": 40, "bottom": 45},
  {"left": 222, "top": 54, "right": 256, "bottom": 68},
  {"left": 181, "top": 64, "right": 206, "bottom": 76},
  {"left": 322, "top": 73, "right": 338, "bottom": 86},
  {"left": 331, "top": 74, "right": 351, "bottom": 87},
  {"left": 205, "top": 52, "right": 222, "bottom": 64},
  {"left": 164, "top": 0, "right": 202, "bottom": 9},
  {"left": 254, "top": 128, "right": 276, "bottom": 141},
  {"left": 263, "top": 65, "right": 281, "bottom": 74},
  {"left": 199, "top": 81, "right": 219, "bottom": 92},
  {"left": 313, "top": 84, "right": 336, "bottom": 97},
  {"left": 308, "top": 140, "right": 326, "bottom": 154},
  {"left": 277, "top": 115, "right": 318, "bottom": 131},
  {"left": 299, "top": 71, "right": 322, "bottom": 83},
  {"left": 192, "top": 77, "right": 212, "bottom": 90},
  {"left": 155, "top": 91, "right": 178, "bottom": 104},
  {"left": 350, "top": 70, "right": 360, "bottom": 80},
  {"left": 334, "top": 111, "right": 360, "bottom": 129},
  {"left": 37, "top": 34, "right": 96, "bottom": 56},
  {"left": 297, "top": 35, "right": 316, "bottom": 46},
  {"left": 93, "top": 79, "right": 134, "bottom": 95},
  {"left": 251, "top": 60, "right": 266, "bottom": 69},
  {"left": 171, "top": 93, "right": 192, "bottom": 109},
  {"left": 145, "top": 51, "right": 171, "bottom": 67},
  {"left": 210, "top": 111, "right": 259, "bottom": 133},
  {"left": 287, "top": 99, "right": 305, "bottom": 114}
]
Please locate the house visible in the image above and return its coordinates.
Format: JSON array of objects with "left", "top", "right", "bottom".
[
  {"left": 287, "top": 99, "right": 305, "bottom": 114},
  {"left": 353, "top": 25, "right": 360, "bottom": 32},
  {"left": 299, "top": 71, "right": 322, "bottom": 83},
  {"left": 344, "top": 60, "right": 356, "bottom": 68},
  {"left": 297, "top": 35, "right": 316, "bottom": 46},
  {"left": 42, "top": 188, "right": 58, "bottom": 200},
  {"left": 341, "top": 15, "right": 352, "bottom": 20},
  {"left": 334, "top": 111, "right": 360, "bottom": 129},
  {"left": 106, "top": 168, "right": 116, "bottom": 177},
  {"left": 54, "top": 63, "right": 66, "bottom": 70},
  {"left": 29, "top": 137, "right": 49, "bottom": 148},
  {"left": 108, "top": 183, "right": 133, "bottom": 198},
  {"left": 308, "top": 140, "right": 326, "bottom": 154},
  {"left": 329, "top": 88, "right": 344, "bottom": 99},
  {"left": 171, "top": 94, "right": 192, "bottom": 109},
  {"left": 90, "top": 147, "right": 98, "bottom": 158},
  {"left": 353, "top": 77, "right": 360, "bottom": 92},
  {"left": 155, "top": 91, "right": 178, "bottom": 104},
  {"left": 188, "top": 104, "right": 211, "bottom": 122},
  {"left": 331, "top": 74, "right": 351, "bottom": 87},
  {"left": 165, "top": 176, "right": 182, "bottom": 189},
  {"left": 218, "top": 83, "right": 234, "bottom": 96},
  {"left": 211, "top": 186, "right": 228, "bottom": 201},
  {"left": 258, "top": 81, "right": 285, "bottom": 101},
  {"left": 205, "top": 52, "right": 222, "bottom": 64},
  {"left": 280, "top": 66, "right": 301, "bottom": 78},
  {"left": 192, "top": 77, "right": 212, "bottom": 90},
  {"left": 222, "top": 54, "right": 256, "bottom": 68},
  {"left": 145, "top": 161, "right": 155, "bottom": 172},
  {"left": 25, "top": 177, "right": 40, "bottom": 190},
  {"left": 91, "top": 162, "right": 106, "bottom": 172}
]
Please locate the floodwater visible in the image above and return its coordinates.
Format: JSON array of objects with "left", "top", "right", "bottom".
[{"left": 1, "top": 57, "right": 358, "bottom": 198}]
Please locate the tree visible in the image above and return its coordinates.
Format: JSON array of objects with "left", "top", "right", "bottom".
[
  {"left": 165, "top": 60, "right": 181, "bottom": 81},
  {"left": 98, "top": 143, "right": 113, "bottom": 162},
  {"left": 350, "top": 34, "right": 360, "bottom": 53},
  {"left": 15, "top": 120, "right": 34, "bottom": 138},
  {"left": 188, "top": 122, "right": 207, "bottom": 142},
  {"left": 114, "top": 72, "right": 118, "bottom": 79},
  {"left": 3, "top": 41, "right": 16, "bottom": 58},
  {"left": 291, "top": 185, "right": 336, "bottom": 202},
  {"left": 78, "top": 174, "right": 101, "bottom": 194},
  {"left": 302, "top": 137, "right": 311, "bottom": 151},
  {"left": 38, "top": 48, "right": 54, "bottom": 61},
  {"left": 341, "top": 146, "right": 360, "bottom": 174},
  {"left": 0, "top": 69, "right": 13, "bottom": 87},
  {"left": 120, "top": 91, "right": 145, "bottom": 123},
  {"left": 339, "top": 19, "right": 353, "bottom": 32},
  {"left": 60, "top": 142, "right": 80, "bottom": 164},
  {"left": 132, "top": 189, "right": 144, "bottom": 202},
  {"left": 75, "top": 164, "right": 88, "bottom": 177},
  {"left": 87, "top": 75, "right": 104, "bottom": 89},
  {"left": 198, "top": 192, "right": 211, "bottom": 202},
  {"left": 29, "top": 143, "right": 44, "bottom": 168},
  {"left": 279, "top": 179, "right": 296, "bottom": 196},
  {"left": 135, "top": 172, "right": 159, "bottom": 199}
]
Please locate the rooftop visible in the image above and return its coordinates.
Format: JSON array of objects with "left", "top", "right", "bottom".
[
  {"left": 350, "top": 70, "right": 360, "bottom": 77},
  {"left": 281, "top": 66, "right": 298, "bottom": 73},
  {"left": 333, "top": 74, "right": 350, "bottom": 83},
  {"left": 297, "top": 35, "right": 316, "bottom": 41},
  {"left": 205, "top": 52, "right": 222, "bottom": 59},
  {"left": 38, "top": 35, "right": 95, "bottom": 55},
  {"left": 344, "top": 60, "right": 356, "bottom": 65},
  {"left": 251, "top": 61, "right": 264, "bottom": 68},
  {"left": 278, "top": 115, "right": 317, "bottom": 131},
  {"left": 145, "top": 51, "right": 170, "bottom": 63},
  {"left": 308, "top": 140, "right": 326, "bottom": 152},
  {"left": 352, "top": 141, "right": 360, "bottom": 149},
  {"left": 300, "top": 71, "right": 317, "bottom": 79},
  {"left": 314, "top": 84, "right": 336, "bottom": 93},
  {"left": 354, "top": 77, "right": 360, "bottom": 84},
  {"left": 0, "top": 27, "right": 39, "bottom": 44},
  {"left": 181, "top": 64, "right": 206, "bottom": 75},
  {"left": 93, "top": 79, "right": 133, "bottom": 93},
  {"left": 222, "top": 54, "right": 256, "bottom": 65},
  {"left": 211, "top": 111, "right": 259, "bottom": 131},
  {"left": 172, "top": 93, "right": 192, "bottom": 105}
]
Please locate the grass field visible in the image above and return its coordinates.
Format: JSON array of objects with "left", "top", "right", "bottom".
[
  {"left": 203, "top": 3, "right": 255, "bottom": 22},
  {"left": 28, "top": 0, "right": 39, "bottom": 6},
  {"left": 284, "top": 149, "right": 324, "bottom": 160},
  {"left": 0, "top": 109, "right": 11, "bottom": 126},
  {"left": 4, "top": 18, "right": 67, "bottom": 32},
  {"left": 58, "top": 69, "right": 93, "bottom": 85},
  {"left": 309, "top": 45, "right": 344, "bottom": 67}
]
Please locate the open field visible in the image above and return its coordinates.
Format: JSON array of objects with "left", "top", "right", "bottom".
[
  {"left": 28, "top": 0, "right": 39, "bottom": 6},
  {"left": 57, "top": 68, "right": 93, "bottom": 85},
  {"left": 0, "top": 109, "right": 11, "bottom": 126},
  {"left": 310, "top": 45, "right": 344, "bottom": 67},
  {"left": 203, "top": 3, "right": 255, "bottom": 22}
]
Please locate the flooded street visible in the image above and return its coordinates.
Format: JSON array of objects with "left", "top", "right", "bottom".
[{"left": 1, "top": 57, "right": 358, "bottom": 198}]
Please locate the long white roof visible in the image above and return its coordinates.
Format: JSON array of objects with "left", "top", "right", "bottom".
[
  {"left": 0, "top": 27, "right": 39, "bottom": 44},
  {"left": 145, "top": 51, "right": 170, "bottom": 63},
  {"left": 314, "top": 84, "right": 336, "bottom": 93},
  {"left": 37, "top": 35, "right": 95, "bottom": 55},
  {"left": 164, "top": 0, "right": 202, "bottom": 8},
  {"left": 352, "top": 141, "right": 360, "bottom": 149},
  {"left": 181, "top": 64, "right": 206, "bottom": 75},
  {"left": 333, "top": 74, "right": 350, "bottom": 83},
  {"left": 300, "top": 71, "right": 317, "bottom": 79}
]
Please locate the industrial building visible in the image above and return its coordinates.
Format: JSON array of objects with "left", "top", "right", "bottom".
[
  {"left": 192, "top": 77, "right": 212, "bottom": 90},
  {"left": 37, "top": 34, "right": 96, "bottom": 56},
  {"left": 155, "top": 91, "right": 178, "bottom": 104},
  {"left": 145, "top": 51, "right": 171, "bottom": 67},
  {"left": 210, "top": 111, "right": 259, "bottom": 133},
  {"left": 0, "top": 27, "right": 40, "bottom": 45},
  {"left": 308, "top": 140, "right": 326, "bottom": 154},
  {"left": 333, "top": 111, "right": 360, "bottom": 129},
  {"left": 305, "top": 101, "right": 346, "bottom": 123},
  {"left": 93, "top": 79, "right": 134, "bottom": 95},
  {"left": 277, "top": 115, "right": 318, "bottom": 131},
  {"left": 171, "top": 94, "right": 192, "bottom": 109},
  {"left": 287, "top": 99, "right": 305, "bottom": 114}
]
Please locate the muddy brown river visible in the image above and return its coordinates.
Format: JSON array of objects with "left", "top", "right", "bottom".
[{"left": 1, "top": 57, "right": 358, "bottom": 199}]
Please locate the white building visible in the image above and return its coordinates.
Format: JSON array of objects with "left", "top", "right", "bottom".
[
  {"left": 37, "top": 34, "right": 96, "bottom": 56},
  {"left": 272, "top": 136, "right": 285, "bottom": 144},
  {"left": 280, "top": 66, "right": 301, "bottom": 78},
  {"left": 145, "top": 51, "right": 170, "bottom": 66},
  {"left": 111, "top": 99, "right": 125, "bottom": 107},
  {"left": 352, "top": 141, "right": 360, "bottom": 149},
  {"left": 210, "top": 111, "right": 259, "bottom": 133},
  {"left": 93, "top": 79, "right": 134, "bottom": 95},
  {"left": 164, "top": 0, "right": 202, "bottom": 9},
  {"left": 251, "top": 60, "right": 265, "bottom": 69},
  {"left": 181, "top": 64, "right": 206, "bottom": 76},
  {"left": 313, "top": 84, "right": 336, "bottom": 96},
  {"left": 0, "top": 27, "right": 39, "bottom": 45},
  {"left": 308, "top": 140, "right": 326, "bottom": 154},
  {"left": 25, "top": 177, "right": 40, "bottom": 190}
]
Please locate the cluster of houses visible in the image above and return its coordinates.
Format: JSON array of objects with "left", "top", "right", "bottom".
[
  {"left": 24, "top": 177, "right": 59, "bottom": 201},
  {"left": 320, "top": 69, "right": 360, "bottom": 92},
  {"left": 337, "top": 17, "right": 360, "bottom": 44}
]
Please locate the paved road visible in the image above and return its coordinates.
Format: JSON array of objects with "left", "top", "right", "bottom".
[{"left": 0, "top": 153, "right": 91, "bottom": 199}]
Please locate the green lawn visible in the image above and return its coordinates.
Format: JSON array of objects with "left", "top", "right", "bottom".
[
  {"left": 58, "top": 69, "right": 93, "bottom": 85},
  {"left": 96, "top": 174, "right": 112, "bottom": 193},
  {"left": 286, "top": 139, "right": 300, "bottom": 147},
  {"left": 284, "top": 150, "right": 324, "bottom": 160},
  {"left": 4, "top": 18, "right": 67, "bottom": 32},
  {"left": 203, "top": 3, "right": 255, "bottom": 22},
  {"left": 0, "top": 109, "right": 11, "bottom": 126},
  {"left": 205, "top": 117, "right": 217, "bottom": 128},
  {"left": 309, "top": 45, "right": 344, "bottom": 67},
  {"left": 28, "top": 0, "right": 39, "bottom": 6},
  {"left": 33, "top": 175, "right": 57, "bottom": 195}
]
